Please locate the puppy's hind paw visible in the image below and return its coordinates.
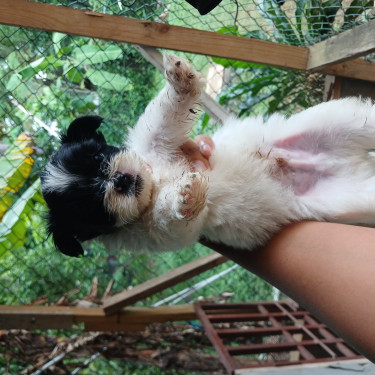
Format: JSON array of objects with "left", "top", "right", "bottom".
[{"left": 163, "top": 53, "right": 205, "bottom": 97}]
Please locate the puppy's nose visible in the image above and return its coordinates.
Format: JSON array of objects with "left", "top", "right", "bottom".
[{"left": 113, "top": 172, "right": 134, "bottom": 193}]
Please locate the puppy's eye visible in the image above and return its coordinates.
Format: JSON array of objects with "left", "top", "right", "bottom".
[{"left": 93, "top": 153, "right": 104, "bottom": 162}]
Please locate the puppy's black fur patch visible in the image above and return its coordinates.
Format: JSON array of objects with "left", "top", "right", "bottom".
[{"left": 41, "top": 116, "right": 122, "bottom": 257}]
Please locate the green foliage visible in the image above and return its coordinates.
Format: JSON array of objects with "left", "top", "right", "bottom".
[
  {"left": 0, "top": 133, "right": 44, "bottom": 257},
  {"left": 0, "top": 356, "right": 26, "bottom": 374},
  {"left": 258, "top": 0, "right": 374, "bottom": 46},
  {"left": 80, "top": 358, "right": 203, "bottom": 375},
  {"left": 205, "top": 0, "right": 372, "bottom": 119},
  {"left": 211, "top": 27, "right": 322, "bottom": 117},
  {"left": 0, "top": 134, "right": 35, "bottom": 218},
  {"left": 0, "top": 179, "right": 42, "bottom": 257},
  {"left": 0, "top": 22, "right": 162, "bottom": 306},
  {"left": 216, "top": 62, "right": 317, "bottom": 117}
]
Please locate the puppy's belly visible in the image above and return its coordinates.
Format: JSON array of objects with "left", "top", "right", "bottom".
[{"left": 200, "top": 144, "right": 301, "bottom": 250}]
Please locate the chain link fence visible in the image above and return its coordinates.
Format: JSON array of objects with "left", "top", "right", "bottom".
[
  {"left": 0, "top": 0, "right": 374, "bottom": 372},
  {"left": 1, "top": 0, "right": 374, "bottom": 308}
]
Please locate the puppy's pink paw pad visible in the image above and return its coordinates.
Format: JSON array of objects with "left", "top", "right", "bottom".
[
  {"left": 176, "top": 172, "right": 207, "bottom": 221},
  {"left": 163, "top": 54, "right": 204, "bottom": 96}
]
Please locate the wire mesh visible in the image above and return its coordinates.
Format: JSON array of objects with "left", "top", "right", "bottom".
[
  {"left": 2, "top": 0, "right": 374, "bottom": 308},
  {"left": 28, "top": 0, "right": 375, "bottom": 44},
  {"left": 0, "top": 0, "right": 374, "bottom": 373},
  {"left": 0, "top": 3, "right": 322, "bottom": 308}
]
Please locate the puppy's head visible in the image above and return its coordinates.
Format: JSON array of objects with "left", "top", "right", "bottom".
[{"left": 41, "top": 116, "right": 152, "bottom": 257}]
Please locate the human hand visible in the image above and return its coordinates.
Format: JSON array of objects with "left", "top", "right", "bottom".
[{"left": 180, "top": 135, "right": 215, "bottom": 172}]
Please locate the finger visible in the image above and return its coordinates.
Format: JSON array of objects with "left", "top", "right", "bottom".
[
  {"left": 194, "top": 135, "right": 215, "bottom": 158},
  {"left": 180, "top": 140, "right": 210, "bottom": 171},
  {"left": 180, "top": 140, "right": 200, "bottom": 157}
]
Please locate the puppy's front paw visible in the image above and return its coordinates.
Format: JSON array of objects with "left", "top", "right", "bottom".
[
  {"left": 174, "top": 172, "right": 207, "bottom": 221},
  {"left": 163, "top": 53, "right": 205, "bottom": 97}
]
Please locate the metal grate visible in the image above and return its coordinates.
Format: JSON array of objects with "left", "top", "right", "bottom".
[{"left": 194, "top": 301, "right": 363, "bottom": 374}]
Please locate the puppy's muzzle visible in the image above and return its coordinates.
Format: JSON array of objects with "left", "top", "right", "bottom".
[{"left": 113, "top": 172, "right": 143, "bottom": 197}]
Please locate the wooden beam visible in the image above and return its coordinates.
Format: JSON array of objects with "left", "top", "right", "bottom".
[
  {"left": 2, "top": 1, "right": 375, "bottom": 81},
  {"left": 321, "top": 58, "right": 375, "bottom": 83},
  {"left": 308, "top": 20, "right": 375, "bottom": 71},
  {"left": 84, "top": 304, "right": 196, "bottom": 331},
  {"left": 0, "top": 0, "right": 307, "bottom": 71},
  {"left": 103, "top": 252, "right": 228, "bottom": 315},
  {"left": 0, "top": 305, "right": 77, "bottom": 330},
  {"left": 1, "top": 0, "right": 375, "bottom": 81},
  {"left": 0, "top": 304, "right": 196, "bottom": 331}
]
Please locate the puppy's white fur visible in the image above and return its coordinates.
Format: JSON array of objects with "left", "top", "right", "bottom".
[{"left": 102, "top": 53, "right": 375, "bottom": 252}]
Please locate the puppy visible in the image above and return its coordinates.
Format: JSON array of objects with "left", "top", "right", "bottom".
[{"left": 41, "top": 53, "right": 375, "bottom": 257}]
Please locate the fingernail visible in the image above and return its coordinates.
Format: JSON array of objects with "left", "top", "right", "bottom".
[
  {"left": 193, "top": 160, "right": 207, "bottom": 172},
  {"left": 201, "top": 144, "right": 211, "bottom": 153}
]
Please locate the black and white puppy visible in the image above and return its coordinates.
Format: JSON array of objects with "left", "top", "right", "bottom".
[{"left": 41, "top": 53, "right": 375, "bottom": 257}]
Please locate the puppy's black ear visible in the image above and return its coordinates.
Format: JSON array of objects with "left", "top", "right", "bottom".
[
  {"left": 61, "top": 116, "right": 106, "bottom": 144},
  {"left": 52, "top": 230, "right": 84, "bottom": 257}
]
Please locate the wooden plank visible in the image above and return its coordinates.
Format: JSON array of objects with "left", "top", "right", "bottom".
[
  {"left": 0, "top": 310, "right": 73, "bottom": 330},
  {"left": 320, "top": 58, "right": 375, "bottom": 83},
  {"left": 0, "top": 0, "right": 307, "bottom": 71},
  {"left": 1, "top": 1, "right": 375, "bottom": 81},
  {"left": 0, "top": 304, "right": 196, "bottom": 331},
  {"left": 194, "top": 303, "right": 237, "bottom": 374},
  {"left": 103, "top": 252, "right": 228, "bottom": 315},
  {"left": 308, "top": 20, "right": 375, "bottom": 71},
  {"left": 207, "top": 311, "right": 306, "bottom": 323},
  {"left": 133, "top": 45, "right": 232, "bottom": 124},
  {"left": 0, "top": 305, "right": 97, "bottom": 330},
  {"left": 227, "top": 339, "right": 344, "bottom": 355},
  {"left": 215, "top": 324, "right": 326, "bottom": 338},
  {"left": 84, "top": 304, "right": 196, "bottom": 331},
  {"left": 336, "top": 77, "right": 375, "bottom": 101}
]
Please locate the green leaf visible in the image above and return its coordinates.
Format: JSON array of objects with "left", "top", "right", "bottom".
[
  {"left": 17, "top": 55, "right": 64, "bottom": 81},
  {"left": 86, "top": 69, "right": 132, "bottom": 92},
  {"left": 72, "top": 45, "right": 123, "bottom": 65},
  {"left": 294, "top": 0, "right": 308, "bottom": 44},
  {"left": 0, "top": 134, "right": 34, "bottom": 220},
  {"left": 199, "top": 113, "right": 211, "bottom": 132},
  {"left": 323, "top": 0, "right": 341, "bottom": 18},
  {"left": 0, "top": 179, "right": 41, "bottom": 257},
  {"left": 216, "top": 26, "right": 239, "bottom": 36},
  {"left": 17, "top": 57, "right": 46, "bottom": 80},
  {"left": 65, "top": 66, "right": 85, "bottom": 84},
  {"left": 6, "top": 51, "right": 20, "bottom": 70},
  {"left": 219, "top": 73, "right": 279, "bottom": 105},
  {"left": 246, "top": 29, "right": 269, "bottom": 40},
  {"left": 6, "top": 73, "right": 22, "bottom": 91},
  {"left": 344, "top": 0, "right": 373, "bottom": 22},
  {"left": 212, "top": 57, "right": 267, "bottom": 70},
  {"left": 52, "top": 32, "right": 66, "bottom": 54},
  {"left": 257, "top": 0, "right": 300, "bottom": 45}
]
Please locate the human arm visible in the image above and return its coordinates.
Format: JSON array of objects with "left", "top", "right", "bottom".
[{"left": 201, "top": 221, "right": 375, "bottom": 362}]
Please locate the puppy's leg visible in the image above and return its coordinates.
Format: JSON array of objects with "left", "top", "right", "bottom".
[
  {"left": 154, "top": 172, "right": 208, "bottom": 228},
  {"left": 127, "top": 54, "right": 205, "bottom": 159}
]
